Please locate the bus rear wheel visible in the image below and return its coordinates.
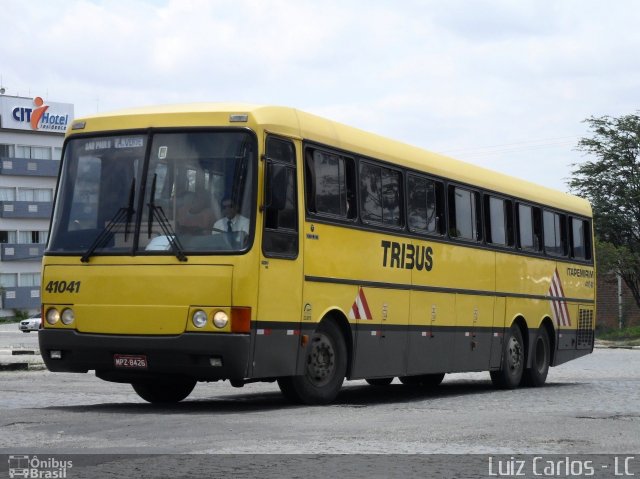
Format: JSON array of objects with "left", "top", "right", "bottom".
[
  {"left": 522, "top": 326, "right": 550, "bottom": 387},
  {"left": 490, "top": 324, "right": 524, "bottom": 389},
  {"left": 277, "top": 320, "right": 347, "bottom": 405},
  {"left": 399, "top": 373, "right": 445, "bottom": 387},
  {"left": 132, "top": 377, "right": 196, "bottom": 404}
]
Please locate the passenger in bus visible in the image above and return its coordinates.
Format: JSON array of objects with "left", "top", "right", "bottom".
[
  {"left": 176, "top": 191, "right": 216, "bottom": 235},
  {"left": 212, "top": 197, "right": 249, "bottom": 234}
]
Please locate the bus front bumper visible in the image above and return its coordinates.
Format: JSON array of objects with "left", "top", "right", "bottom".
[{"left": 38, "top": 329, "right": 251, "bottom": 382}]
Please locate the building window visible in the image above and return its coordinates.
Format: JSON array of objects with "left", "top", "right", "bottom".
[
  {"left": 0, "top": 231, "right": 17, "bottom": 243},
  {"left": 0, "top": 187, "right": 15, "bottom": 201},
  {"left": 17, "top": 188, "right": 53, "bottom": 202},
  {"left": 17, "top": 231, "right": 48, "bottom": 244},
  {"left": 0, "top": 144, "right": 15, "bottom": 158},
  {"left": 0, "top": 273, "right": 17, "bottom": 288},
  {"left": 20, "top": 273, "right": 41, "bottom": 287},
  {"left": 15, "top": 145, "right": 52, "bottom": 160}
]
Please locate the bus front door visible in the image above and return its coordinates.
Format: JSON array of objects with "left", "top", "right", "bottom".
[{"left": 252, "top": 135, "right": 303, "bottom": 378}]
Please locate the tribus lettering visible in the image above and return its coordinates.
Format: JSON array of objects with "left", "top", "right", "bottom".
[{"left": 381, "top": 240, "right": 433, "bottom": 271}]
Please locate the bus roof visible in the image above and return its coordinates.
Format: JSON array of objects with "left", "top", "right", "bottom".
[{"left": 70, "top": 103, "right": 591, "bottom": 217}]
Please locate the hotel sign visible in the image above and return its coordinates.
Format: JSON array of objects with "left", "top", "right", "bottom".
[{"left": 0, "top": 96, "right": 74, "bottom": 132}]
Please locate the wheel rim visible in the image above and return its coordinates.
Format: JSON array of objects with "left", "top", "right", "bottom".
[
  {"left": 506, "top": 335, "right": 523, "bottom": 374},
  {"left": 306, "top": 332, "right": 336, "bottom": 387}
]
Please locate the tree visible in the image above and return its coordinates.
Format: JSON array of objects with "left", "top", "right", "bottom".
[{"left": 569, "top": 113, "right": 640, "bottom": 317}]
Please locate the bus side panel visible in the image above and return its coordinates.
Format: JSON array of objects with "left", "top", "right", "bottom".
[
  {"left": 351, "top": 288, "right": 409, "bottom": 379},
  {"left": 450, "top": 294, "right": 495, "bottom": 372},
  {"left": 303, "top": 223, "right": 411, "bottom": 380},
  {"left": 407, "top": 290, "right": 454, "bottom": 375}
]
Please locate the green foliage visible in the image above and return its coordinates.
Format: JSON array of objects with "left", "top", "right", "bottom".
[
  {"left": 571, "top": 113, "right": 640, "bottom": 310},
  {"left": 597, "top": 325, "right": 640, "bottom": 340},
  {"left": 13, "top": 309, "right": 29, "bottom": 320}
]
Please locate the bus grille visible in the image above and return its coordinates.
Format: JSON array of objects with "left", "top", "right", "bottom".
[{"left": 577, "top": 308, "right": 594, "bottom": 349}]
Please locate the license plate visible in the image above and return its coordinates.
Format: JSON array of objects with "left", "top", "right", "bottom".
[{"left": 114, "top": 354, "right": 148, "bottom": 369}]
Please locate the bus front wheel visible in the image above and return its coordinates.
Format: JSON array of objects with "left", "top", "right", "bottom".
[
  {"left": 277, "top": 320, "right": 347, "bottom": 405},
  {"left": 132, "top": 377, "right": 196, "bottom": 404},
  {"left": 490, "top": 324, "right": 524, "bottom": 389}
]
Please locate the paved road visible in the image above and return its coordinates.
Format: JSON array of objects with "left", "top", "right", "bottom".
[
  {"left": 0, "top": 326, "right": 638, "bottom": 477},
  {"left": 0, "top": 322, "right": 39, "bottom": 350}
]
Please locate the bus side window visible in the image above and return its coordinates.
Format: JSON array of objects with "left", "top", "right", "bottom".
[
  {"left": 305, "top": 148, "right": 355, "bottom": 220},
  {"left": 263, "top": 136, "right": 298, "bottom": 258},
  {"left": 517, "top": 203, "right": 542, "bottom": 252},
  {"left": 407, "top": 174, "right": 444, "bottom": 235},
  {"left": 360, "top": 161, "right": 403, "bottom": 227},
  {"left": 484, "top": 195, "right": 513, "bottom": 246},
  {"left": 570, "top": 217, "right": 592, "bottom": 261},
  {"left": 543, "top": 210, "right": 567, "bottom": 256},
  {"left": 448, "top": 185, "right": 481, "bottom": 241}
]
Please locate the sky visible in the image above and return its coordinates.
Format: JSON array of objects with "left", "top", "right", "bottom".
[{"left": 2, "top": 0, "right": 640, "bottom": 192}]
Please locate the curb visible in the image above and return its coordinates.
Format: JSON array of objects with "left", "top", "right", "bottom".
[{"left": 0, "top": 363, "right": 29, "bottom": 371}]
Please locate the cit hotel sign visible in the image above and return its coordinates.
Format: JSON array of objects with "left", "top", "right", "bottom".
[{"left": 0, "top": 96, "right": 74, "bottom": 132}]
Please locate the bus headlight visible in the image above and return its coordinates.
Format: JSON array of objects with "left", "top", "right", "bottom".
[
  {"left": 61, "top": 308, "right": 75, "bottom": 325},
  {"left": 192, "top": 310, "right": 208, "bottom": 328},
  {"left": 46, "top": 308, "right": 60, "bottom": 325},
  {"left": 213, "top": 311, "right": 229, "bottom": 329}
]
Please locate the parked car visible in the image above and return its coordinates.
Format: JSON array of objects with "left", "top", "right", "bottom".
[{"left": 19, "top": 313, "right": 42, "bottom": 333}]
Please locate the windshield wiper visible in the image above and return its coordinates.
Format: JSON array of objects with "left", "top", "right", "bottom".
[
  {"left": 147, "top": 173, "right": 187, "bottom": 262},
  {"left": 81, "top": 179, "right": 136, "bottom": 263}
]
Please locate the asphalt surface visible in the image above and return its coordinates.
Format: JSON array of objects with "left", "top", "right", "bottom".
[{"left": 0, "top": 323, "right": 638, "bottom": 478}]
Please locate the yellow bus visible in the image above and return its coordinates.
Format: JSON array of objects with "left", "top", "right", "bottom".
[{"left": 39, "top": 103, "right": 595, "bottom": 404}]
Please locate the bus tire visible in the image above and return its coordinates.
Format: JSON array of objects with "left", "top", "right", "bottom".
[
  {"left": 132, "top": 377, "right": 196, "bottom": 404},
  {"left": 490, "top": 324, "right": 524, "bottom": 389},
  {"left": 365, "top": 377, "right": 394, "bottom": 386},
  {"left": 399, "top": 373, "right": 445, "bottom": 387},
  {"left": 277, "top": 320, "right": 347, "bottom": 405},
  {"left": 522, "top": 326, "right": 550, "bottom": 387}
]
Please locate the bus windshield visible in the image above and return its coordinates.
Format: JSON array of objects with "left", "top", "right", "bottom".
[{"left": 47, "top": 130, "right": 256, "bottom": 257}]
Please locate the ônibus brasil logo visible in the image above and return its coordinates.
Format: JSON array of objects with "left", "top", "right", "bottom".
[
  {"left": 11, "top": 97, "right": 69, "bottom": 131},
  {"left": 8, "top": 455, "right": 73, "bottom": 478}
]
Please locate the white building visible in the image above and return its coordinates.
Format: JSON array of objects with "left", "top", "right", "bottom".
[{"left": 0, "top": 93, "right": 74, "bottom": 317}]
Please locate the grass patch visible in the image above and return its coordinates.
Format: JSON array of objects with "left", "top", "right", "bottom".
[{"left": 597, "top": 325, "right": 640, "bottom": 340}]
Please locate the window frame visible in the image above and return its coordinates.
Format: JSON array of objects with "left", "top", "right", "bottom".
[
  {"left": 484, "top": 194, "right": 515, "bottom": 248},
  {"left": 516, "top": 202, "right": 543, "bottom": 253},
  {"left": 570, "top": 216, "right": 593, "bottom": 261},
  {"left": 406, "top": 172, "right": 445, "bottom": 237},
  {"left": 304, "top": 144, "right": 356, "bottom": 222},
  {"left": 543, "top": 209, "right": 568, "bottom": 257},
  {"left": 262, "top": 135, "right": 299, "bottom": 259},
  {"left": 358, "top": 159, "right": 404, "bottom": 230},
  {"left": 448, "top": 184, "right": 482, "bottom": 243}
]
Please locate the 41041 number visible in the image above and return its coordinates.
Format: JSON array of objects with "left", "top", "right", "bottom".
[{"left": 45, "top": 280, "right": 82, "bottom": 294}]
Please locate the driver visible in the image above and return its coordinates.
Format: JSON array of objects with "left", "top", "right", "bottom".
[{"left": 213, "top": 197, "right": 249, "bottom": 234}]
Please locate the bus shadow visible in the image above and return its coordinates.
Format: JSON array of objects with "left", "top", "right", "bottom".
[{"left": 44, "top": 380, "right": 580, "bottom": 415}]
